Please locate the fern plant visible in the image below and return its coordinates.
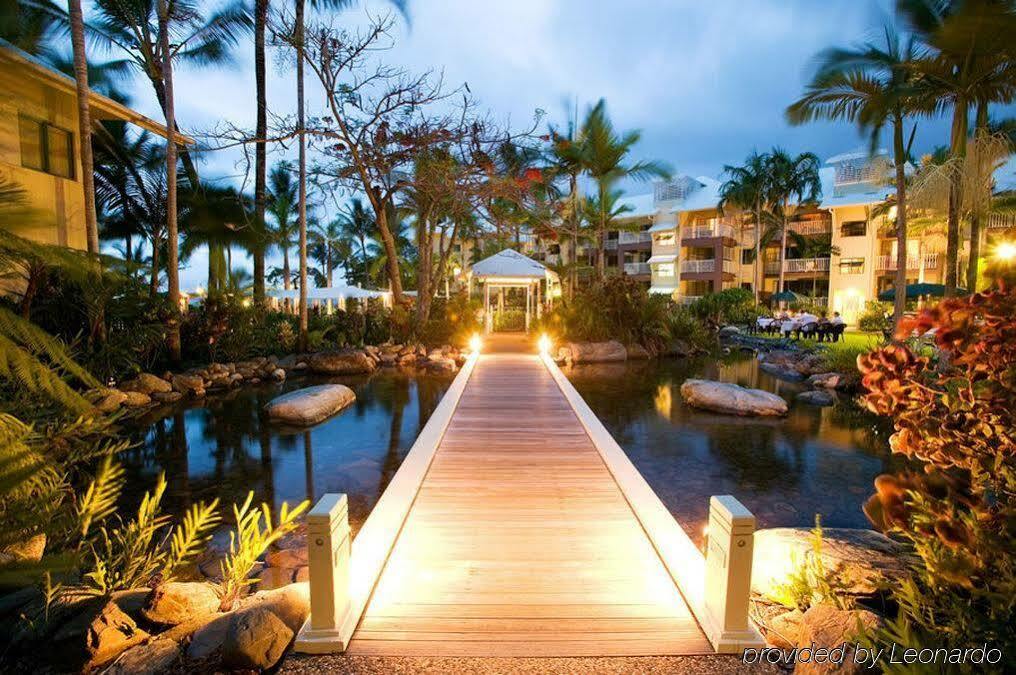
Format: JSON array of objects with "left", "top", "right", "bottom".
[
  {"left": 772, "top": 515, "right": 851, "bottom": 610},
  {"left": 218, "top": 492, "right": 309, "bottom": 610},
  {"left": 82, "top": 473, "right": 220, "bottom": 594}
]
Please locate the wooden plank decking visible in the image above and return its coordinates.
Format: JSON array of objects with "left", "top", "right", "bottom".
[{"left": 345, "top": 353, "right": 711, "bottom": 657}]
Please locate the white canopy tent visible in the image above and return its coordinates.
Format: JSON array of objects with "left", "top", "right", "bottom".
[
  {"left": 267, "top": 285, "right": 394, "bottom": 313},
  {"left": 469, "top": 249, "right": 559, "bottom": 334}
]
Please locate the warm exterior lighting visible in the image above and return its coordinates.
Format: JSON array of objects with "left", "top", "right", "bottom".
[
  {"left": 195, "top": 285, "right": 205, "bottom": 296},
  {"left": 453, "top": 266, "right": 461, "bottom": 277},
  {"left": 538, "top": 333, "right": 552, "bottom": 354},
  {"left": 242, "top": 298, "right": 252, "bottom": 307},
  {"left": 469, "top": 333, "right": 482, "bottom": 353},
  {"left": 995, "top": 241, "right": 1016, "bottom": 262}
]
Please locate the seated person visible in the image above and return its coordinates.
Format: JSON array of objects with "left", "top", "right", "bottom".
[
  {"left": 828, "top": 312, "right": 846, "bottom": 341},
  {"left": 815, "top": 314, "right": 831, "bottom": 342},
  {"left": 781, "top": 315, "right": 796, "bottom": 338}
]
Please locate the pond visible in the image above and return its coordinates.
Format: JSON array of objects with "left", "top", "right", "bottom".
[
  {"left": 562, "top": 353, "right": 898, "bottom": 543},
  {"left": 120, "top": 353, "right": 895, "bottom": 545},
  {"left": 118, "top": 370, "right": 455, "bottom": 533}
]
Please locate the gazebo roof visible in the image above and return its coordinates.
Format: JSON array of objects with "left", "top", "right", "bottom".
[
  {"left": 471, "top": 249, "right": 558, "bottom": 281},
  {"left": 267, "top": 285, "right": 391, "bottom": 300}
]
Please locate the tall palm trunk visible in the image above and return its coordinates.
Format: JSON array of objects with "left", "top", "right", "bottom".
[
  {"left": 753, "top": 199, "right": 761, "bottom": 304},
  {"left": 967, "top": 102, "right": 988, "bottom": 294},
  {"left": 569, "top": 171, "right": 579, "bottom": 297},
  {"left": 295, "top": 0, "right": 308, "bottom": 350},
  {"left": 252, "top": 0, "right": 268, "bottom": 305},
  {"left": 150, "top": 234, "right": 160, "bottom": 296},
  {"left": 778, "top": 204, "right": 789, "bottom": 294},
  {"left": 892, "top": 114, "right": 909, "bottom": 328},
  {"left": 69, "top": 0, "right": 98, "bottom": 255},
  {"left": 158, "top": 0, "right": 181, "bottom": 363},
  {"left": 596, "top": 180, "right": 606, "bottom": 279},
  {"left": 944, "top": 97, "right": 968, "bottom": 296}
]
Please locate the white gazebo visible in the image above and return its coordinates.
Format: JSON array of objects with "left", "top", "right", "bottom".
[
  {"left": 267, "top": 285, "right": 394, "bottom": 314},
  {"left": 470, "top": 249, "right": 559, "bottom": 333}
]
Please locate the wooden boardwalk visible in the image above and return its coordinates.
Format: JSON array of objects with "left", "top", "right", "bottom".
[{"left": 345, "top": 353, "right": 711, "bottom": 657}]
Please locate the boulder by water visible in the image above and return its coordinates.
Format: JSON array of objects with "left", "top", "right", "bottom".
[
  {"left": 265, "top": 385, "right": 355, "bottom": 426},
  {"left": 797, "top": 390, "right": 836, "bottom": 406},
  {"left": 679, "top": 379, "right": 788, "bottom": 417},
  {"left": 752, "top": 527, "right": 908, "bottom": 599},
  {"left": 307, "top": 349, "right": 376, "bottom": 375},
  {"left": 566, "top": 341, "right": 627, "bottom": 364}
]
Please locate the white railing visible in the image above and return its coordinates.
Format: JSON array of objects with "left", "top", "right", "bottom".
[
  {"left": 789, "top": 218, "right": 832, "bottom": 235},
  {"left": 766, "top": 258, "right": 831, "bottom": 274},
  {"left": 605, "top": 239, "right": 618, "bottom": 250},
  {"left": 684, "top": 223, "right": 736, "bottom": 240},
  {"left": 624, "top": 262, "right": 651, "bottom": 276},
  {"left": 681, "top": 259, "right": 715, "bottom": 274},
  {"left": 988, "top": 213, "right": 1015, "bottom": 230},
  {"left": 619, "top": 231, "right": 653, "bottom": 245},
  {"left": 722, "top": 259, "right": 736, "bottom": 275},
  {"left": 679, "top": 295, "right": 702, "bottom": 305},
  {"left": 876, "top": 253, "right": 939, "bottom": 271}
]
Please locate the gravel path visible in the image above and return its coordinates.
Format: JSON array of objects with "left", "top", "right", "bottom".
[{"left": 280, "top": 654, "right": 785, "bottom": 674}]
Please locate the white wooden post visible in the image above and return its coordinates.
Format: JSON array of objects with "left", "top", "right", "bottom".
[
  {"left": 295, "top": 493, "right": 352, "bottom": 653},
  {"left": 525, "top": 284, "right": 531, "bottom": 333},
  {"left": 703, "top": 495, "right": 764, "bottom": 653}
]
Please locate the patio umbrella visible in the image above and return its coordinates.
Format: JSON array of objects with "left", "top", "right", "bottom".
[
  {"left": 770, "top": 290, "right": 802, "bottom": 303},
  {"left": 877, "top": 283, "right": 968, "bottom": 301}
]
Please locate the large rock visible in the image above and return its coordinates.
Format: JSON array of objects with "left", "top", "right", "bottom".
[
  {"left": 766, "top": 608, "right": 804, "bottom": 649},
  {"left": 760, "top": 361, "right": 806, "bottom": 381},
  {"left": 265, "top": 385, "right": 356, "bottom": 426},
  {"left": 808, "top": 372, "right": 843, "bottom": 389},
  {"left": 567, "top": 341, "right": 627, "bottom": 364},
  {"left": 171, "top": 373, "right": 205, "bottom": 397},
  {"left": 104, "top": 638, "right": 181, "bottom": 675},
  {"left": 122, "top": 391, "right": 152, "bottom": 408},
  {"left": 265, "top": 546, "right": 308, "bottom": 569},
  {"left": 796, "top": 604, "right": 883, "bottom": 675},
  {"left": 307, "top": 349, "right": 376, "bottom": 375},
  {"left": 680, "top": 379, "right": 788, "bottom": 417},
  {"left": 51, "top": 597, "right": 148, "bottom": 671},
  {"left": 753, "top": 528, "right": 908, "bottom": 599},
  {"left": 221, "top": 606, "right": 293, "bottom": 671},
  {"left": 141, "top": 581, "right": 220, "bottom": 626},
  {"left": 0, "top": 533, "right": 45, "bottom": 565},
  {"left": 797, "top": 390, "right": 836, "bottom": 406},
  {"left": 120, "top": 373, "right": 171, "bottom": 395},
  {"left": 625, "top": 344, "right": 652, "bottom": 360},
  {"left": 95, "top": 389, "right": 128, "bottom": 413}
]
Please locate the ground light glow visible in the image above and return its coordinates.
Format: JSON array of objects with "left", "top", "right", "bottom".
[
  {"left": 538, "top": 333, "right": 552, "bottom": 354},
  {"left": 469, "top": 333, "right": 482, "bottom": 354},
  {"left": 995, "top": 241, "right": 1016, "bottom": 262}
]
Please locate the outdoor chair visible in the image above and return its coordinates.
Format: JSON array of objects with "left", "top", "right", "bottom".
[
  {"left": 829, "top": 324, "right": 846, "bottom": 342},
  {"left": 796, "top": 322, "right": 819, "bottom": 340}
]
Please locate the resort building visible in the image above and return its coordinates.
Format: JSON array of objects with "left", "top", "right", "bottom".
[{"left": 0, "top": 39, "right": 181, "bottom": 250}]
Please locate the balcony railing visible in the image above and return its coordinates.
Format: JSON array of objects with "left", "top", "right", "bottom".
[
  {"left": 680, "top": 259, "right": 737, "bottom": 275},
  {"left": 684, "top": 222, "right": 736, "bottom": 240},
  {"left": 765, "top": 257, "right": 831, "bottom": 274},
  {"left": 987, "top": 212, "right": 1015, "bottom": 230},
  {"left": 618, "top": 231, "right": 653, "bottom": 245},
  {"left": 544, "top": 253, "right": 560, "bottom": 265},
  {"left": 605, "top": 239, "right": 618, "bottom": 250},
  {"left": 679, "top": 295, "right": 702, "bottom": 305},
  {"left": 876, "top": 253, "right": 939, "bottom": 271},
  {"left": 744, "top": 216, "right": 832, "bottom": 236},
  {"left": 624, "top": 262, "right": 651, "bottom": 276}
]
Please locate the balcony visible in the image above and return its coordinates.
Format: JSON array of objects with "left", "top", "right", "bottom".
[
  {"left": 876, "top": 253, "right": 939, "bottom": 271},
  {"left": 618, "top": 231, "right": 653, "bottom": 245},
  {"left": 683, "top": 217, "right": 737, "bottom": 241},
  {"left": 680, "top": 259, "right": 736, "bottom": 275},
  {"left": 765, "top": 257, "right": 831, "bottom": 274},
  {"left": 605, "top": 239, "right": 618, "bottom": 251},
  {"left": 987, "top": 213, "right": 1015, "bottom": 230},
  {"left": 624, "top": 262, "right": 651, "bottom": 276},
  {"left": 744, "top": 216, "right": 832, "bottom": 237},
  {"left": 678, "top": 295, "right": 702, "bottom": 305}
]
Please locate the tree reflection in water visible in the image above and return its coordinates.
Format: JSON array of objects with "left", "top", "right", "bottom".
[
  {"left": 118, "top": 370, "right": 455, "bottom": 533},
  {"left": 565, "top": 354, "right": 891, "bottom": 543}
]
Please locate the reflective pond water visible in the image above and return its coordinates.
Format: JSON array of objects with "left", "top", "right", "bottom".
[
  {"left": 121, "top": 354, "right": 894, "bottom": 543},
  {"left": 119, "top": 370, "right": 454, "bottom": 532},
  {"left": 563, "top": 354, "right": 897, "bottom": 542}
]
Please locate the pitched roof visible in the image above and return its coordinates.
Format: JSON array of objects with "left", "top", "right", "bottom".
[{"left": 471, "top": 249, "right": 554, "bottom": 280}]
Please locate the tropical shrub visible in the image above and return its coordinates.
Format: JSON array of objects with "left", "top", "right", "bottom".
[
  {"left": 857, "top": 300, "right": 890, "bottom": 334},
  {"left": 689, "top": 287, "right": 757, "bottom": 326},
  {"left": 180, "top": 298, "right": 296, "bottom": 364},
  {"left": 550, "top": 276, "right": 672, "bottom": 351},
  {"left": 665, "top": 305, "right": 714, "bottom": 351},
  {"left": 858, "top": 285, "right": 1016, "bottom": 662},
  {"left": 771, "top": 515, "right": 850, "bottom": 610},
  {"left": 417, "top": 294, "right": 481, "bottom": 347}
]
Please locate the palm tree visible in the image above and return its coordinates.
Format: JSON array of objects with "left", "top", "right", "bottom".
[
  {"left": 89, "top": 0, "right": 252, "bottom": 188},
  {"left": 267, "top": 162, "right": 298, "bottom": 297},
  {"left": 309, "top": 218, "right": 349, "bottom": 287},
  {"left": 898, "top": 0, "right": 1016, "bottom": 295},
  {"left": 581, "top": 187, "right": 634, "bottom": 268},
  {"left": 1, "top": 0, "right": 65, "bottom": 58},
  {"left": 67, "top": 0, "right": 98, "bottom": 255},
  {"left": 156, "top": 0, "right": 180, "bottom": 362},
  {"left": 764, "top": 149, "right": 822, "bottom": 296},
  {"left": 787, "top": 25, "right": 922, "bottom": 326},
  {"left": 548, "top": 107, "right": 586, "bottom": 296},
  {"left": 719, "top": 150, "right": 771, "bottom": 304},
  {"left": 336, "top": 198, "right": 376, "bottom": 287},
  {"left": 252, "top": 0, "right": 269, "bottom": 305},
  {"left": 578, "top": 99, "right": 670, "bottom": 278}
]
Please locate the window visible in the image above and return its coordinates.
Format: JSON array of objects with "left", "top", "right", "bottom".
[
  {"left": 19, "top": 116, "right": 74, "bottom": 179},
  {"left": 655, "top": 262, "right": 675, "bottom": 277},
  {"left": 741, "top": 249, "right": 754, "bottom": 265},
  {"left": 839, "top": 258, "right": 864, "bottom": 275},
  {"left": 840, "top": 220, "right": 866, "bottom": 237}
]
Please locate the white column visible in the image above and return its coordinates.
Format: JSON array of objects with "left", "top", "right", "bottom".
[
  {"left": 484, "top": 283, "right": 491, "bottom": 334},
  {"left": 525, "top": 284, "right": 531, "bottom": 333},
  {"left": 703, "top": 495, "right": 764, "bottom": 653},
  {"left": 295, "top": 493, "right": 352, "bottom": 653}
]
